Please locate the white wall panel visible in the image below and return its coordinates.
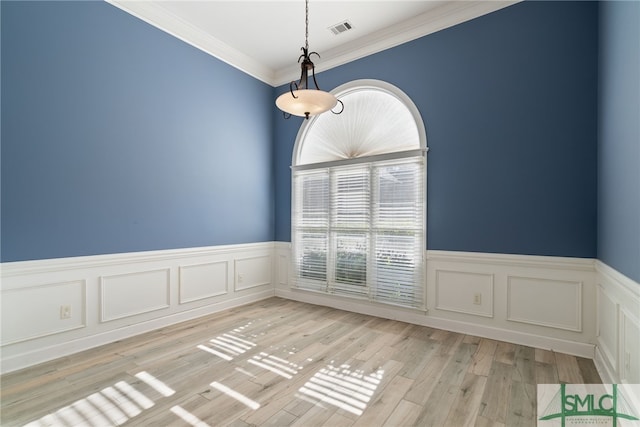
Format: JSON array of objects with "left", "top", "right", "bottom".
[
  {"left": 179, "top": 261, "right": 228, "bottom": 304},
  {"left": 1, "top": 243, "right": 275, "bottom": 374},
  {"left": 507, "top": 276, "right": 582, "bottom": 332},
  {"left": 594, "top": 261, "right": 640, "bottom": 384},
  {"left": 234, "top": 255, "right": 271, "bottom": 291},
  {"left": 621, "top": 309, "right": 640, "bottom": 384},
  {"left": 1, "top": 280, "right": 86, "bottom": 345},
  {"left": 597, "top": 284, "right": 618, "bottom": 371},
  {"left": 435, "top": 270, "right": 494, "bottom": 317},
  {"left": 277, "top": 254, "right": 289, "bottom": 286},
  {"left": 279, "top": 249, "right": 597, "bottom": 358},
  {"left": 100, "top": 269, "right": 170, "bottom": 322},
  {"left": 5, "top": 245, "right": 633, "bottom": 382}
]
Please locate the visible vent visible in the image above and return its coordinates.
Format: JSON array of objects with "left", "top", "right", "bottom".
[{"left": 328, "top": 20, "right": 353, "bottom": 35}]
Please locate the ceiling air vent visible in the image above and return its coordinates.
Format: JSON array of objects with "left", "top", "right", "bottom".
[{"left": 328, "top": 20, "right": 353, "bottom": 35}]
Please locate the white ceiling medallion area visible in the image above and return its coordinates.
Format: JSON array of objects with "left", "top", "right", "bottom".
[{"left": 106, "top": 1, "right": 518, "bottom": 87}]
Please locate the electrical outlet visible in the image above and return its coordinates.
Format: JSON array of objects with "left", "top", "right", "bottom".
[
  {"left": 473, "top": 293, "right": 482, "bottom": 305},
  {"left": 60, "top": 305, "right": 71, "bottom": 319}
]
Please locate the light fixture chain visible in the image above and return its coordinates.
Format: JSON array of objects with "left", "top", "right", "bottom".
[
  {"left": 305, "top": 0, "right": 309, "bottom": 52},
  {"left": 275, "top": 0, "right": 343, "bottom": 119}
]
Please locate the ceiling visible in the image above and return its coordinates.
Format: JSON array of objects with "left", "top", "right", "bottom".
[{"left": 107, "top": 1, "right": 518, "bottom": 87}]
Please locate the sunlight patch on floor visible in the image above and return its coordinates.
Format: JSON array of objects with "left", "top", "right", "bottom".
[
  {"left": 23, "top": 373, "right": 163, "bottom": 427},
  {"left": 247, "top": 351, "right": 303, "bottom": 379},
  {"left": 197, "top": 344, "right": 234, "bottom": 361},
  {"left": 210, "top": 381, "right": 260, "bottom": 410},
  {"left": 170, "top": 405, "right": 210, "bottom": 427},
  {"left": 135, "top": 371, "right": 175, "bottom": 397},
  {"left": 196, "top": 323, "right": 258, "bottom": 361},
  {"left": 298, "top": 363, "right": 384, "bottom": 416}
]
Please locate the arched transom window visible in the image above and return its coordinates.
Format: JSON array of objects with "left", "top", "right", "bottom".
[{"left": 292, "top": 80, "right": 427, "bottom": 309}]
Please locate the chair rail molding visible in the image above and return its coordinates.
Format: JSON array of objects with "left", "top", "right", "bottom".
[{"left": 0, "top": 243, "right": 275, "bottom": 374}]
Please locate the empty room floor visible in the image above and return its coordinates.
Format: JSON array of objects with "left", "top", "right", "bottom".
[{"left": 0, "top": 297, "right": 601, "bottom": 426}]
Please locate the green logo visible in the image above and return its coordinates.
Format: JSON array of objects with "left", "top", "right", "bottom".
[{"left": 538, "top": 384, "right": 640, "bottom": 426}]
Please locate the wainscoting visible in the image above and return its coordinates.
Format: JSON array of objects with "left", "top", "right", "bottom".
[
  {"left": 2, "top": 242, "right": 638, "bottom": 385},
  {"left": 276, "top": 244, "right": 597, "bottom": 358},
  {"left": 594, "top": 261, "right": 640, "bottom": 384},
  {"left": 276, "top": 242, "right": 640, "bottom": 384},
  {"left": 0, "top": 243, "right": 275, "bottom": 373}
]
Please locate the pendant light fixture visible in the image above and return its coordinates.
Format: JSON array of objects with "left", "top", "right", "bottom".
[{"left": 275, "top": 0, "right": 344, "bottom": 120}]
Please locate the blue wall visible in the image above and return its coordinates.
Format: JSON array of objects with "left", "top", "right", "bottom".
[
  {"left": 275, "top": 1, "right": 598, "bottom": 259},
  {"left": 2, "top": 1, "right": 614, "bottom": 265},
  {"left": 1, "top": 1, "right": 275, "bottom": 262},
  {"left": 597, "top": 1, "right": 640, "bottom": 283}
]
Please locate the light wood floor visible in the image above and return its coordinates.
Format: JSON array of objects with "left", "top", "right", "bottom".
[{"left": 1, "top": 297, "right": 601, "bottom": 427}]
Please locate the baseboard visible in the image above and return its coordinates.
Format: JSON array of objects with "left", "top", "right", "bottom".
[
  {"left": 594, "top": 346, "right": 618, "bottom": 384},
  {"left": 275, "top": 247, "right": 598, "bottom": 358},
  {"left": 0, "top": 290, "right": 273, "bottom": 374},
  {"left": 276, "top": 287, "right": 595, "bottom": 358},
  {"left": 4, "top": 244, "right": 635, "bottom": 378},
  {"left": 1, "top": 243, "right": 275, "bottom": 374}
]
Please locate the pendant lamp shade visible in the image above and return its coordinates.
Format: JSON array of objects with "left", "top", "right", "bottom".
[
  {"left": 276, "top": 0, "right": 343, "bottom": 120},
  {"left": 276, "top": 89, "right": 338, "bottom": 118}
]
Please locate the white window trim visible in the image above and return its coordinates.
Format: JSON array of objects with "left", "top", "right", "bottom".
[
  {"left": 291, "top": 79, "right": 428, "bottom": 310},
  {"left": 292, "top": 79, "right": 428, "bottom": 167}
]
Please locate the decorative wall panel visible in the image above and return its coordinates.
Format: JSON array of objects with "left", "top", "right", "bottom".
[
  {"left": 435, "top": 270, "right": 494, "bottom": 317},
  {"left": 507, "top": 276, "right": 582, "bottom": 331},
  {"left": 101, "top": 269, "right": 170, "bottom": 322},
  {"left": 179, "top": 261, "right": 228, "bottom": 304},
  {"left": 1, "top": 280, "right": 86, "bottom": 345}
]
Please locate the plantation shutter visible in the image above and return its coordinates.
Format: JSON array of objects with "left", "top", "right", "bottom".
[
  {"left": 293, "top": 170, "right": 329, "bottom": 292},
  {"left": 329, "top": 165, "right": 370, "bottom": 298},
  {"left": 291, "top": 80, "right": 427, "bottom": 310},
  {"left": 293, "top": 156, "right": 424, "bottom": 309},
  {"left": 371, "top": 158, "right": 424, "bottom": 308}
]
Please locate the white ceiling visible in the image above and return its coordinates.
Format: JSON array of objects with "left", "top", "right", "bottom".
[{"left": 107, "top": 1, "right": 518, "bottom": 87}]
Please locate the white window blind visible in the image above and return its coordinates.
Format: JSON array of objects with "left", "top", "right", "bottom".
[
  {"left": 293, "top": 156, "right": 425, "bottom": 309},
  {"left": 291, "top": 80, "right": 427, "bottom": 310}
]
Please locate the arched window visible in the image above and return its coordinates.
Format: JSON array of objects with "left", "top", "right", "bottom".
[{"left": 292, "top": 80, "right": 427, "bottom": 309}]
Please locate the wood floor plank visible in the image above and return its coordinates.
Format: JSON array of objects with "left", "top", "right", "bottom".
[
  {"left": 443, "top": 372, "right": 487, "bottom": 427},
  {"left": 412, "top": 381, "right": 460, "bottom": 426},
  {"left": 534, "top": 348, "right": 555, "bottom": 364},
  {"left": 474, "top": 415, "right": 506, "bottom": 427},
  {"left": 391, "top": 337, "right": 439, "bottom": 379},
  {"left": 493, "top": 341, "right": 516, "bottom": 365},
  {"left": 0, "top": 297, "right": 602, "bottom": 427},
  {"left": 468, "top": 339, "right": 498, "bottom": 376},
  {"left": 439, "top": 342, "right": 478, "bottom": 386},
  {"left": 322, "top": 411, "right": 354, "bottom": 427},
  {"left": 512, "top": 345, "right": 536, "bottom": 385},
  {"left": 404, "top": 352, "right": 454, "bottom": 405},
  {"left": 263, "top": 409, "right": 298, "bottom": 426},
  {"left": 577, "top": 356, "right": 602, "bottom": 384},
  {"left": 505, "top": 381, "right": 536, "bottom": 427},
  {"left": 478, "top": 361, "right": 513, "bottom": 425},
  {"left": 291, "top": 403, "right": 337, "bottom": 426},
  {"left": 432, "top": 329, "right": 465, "bottom": 356},
  {"left": 352, "top": 375, "right": 413, "bottom": 427},
  {"left": 555, "top": 352, "right": 584, "bottom": 383},
  {"left": 383, "top": 399, "right": 422, "bottom": 427},
  {"left": 535, "top": 361, "right": 559, "bottom": 384}
]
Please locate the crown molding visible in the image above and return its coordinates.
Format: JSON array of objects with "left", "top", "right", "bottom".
[
  {"left": 274, "top": 1, "right": 519, "bottom": 86},
  {"left": 106, "top": 0, "right": 277, "bottom": 85},
  {"left": 107, "top": 0, "right": 519, "bottom": 88}
]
